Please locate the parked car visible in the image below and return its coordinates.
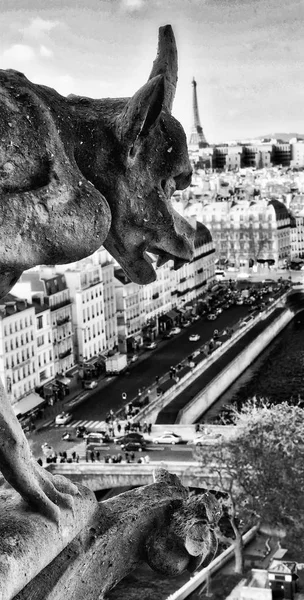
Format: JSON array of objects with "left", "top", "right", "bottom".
[
  {"left": 189, "top": 333, "right": 201, "bottom": 342},
  {"left": 170, "top": 327, "right": 181, "bottom": 335},
  {"left": 152, "top": 432, "right": 183, "bottom": 445},
  {"left": 55, "top": 412, "right": 72, "bottom": 426},
  {"left": 145, "top": 341, "right": 157, "bottom": 350},
  {"left": 84, "top": 380, "right": 98, "bottom": 390},
  {"left": 181, "top": 320, "right": 191, "bottom": 327},
  {"left": 215, "top": 308, "right": 223, "bottom": 315},
  {"left": 192, "top": 314, "right": 200, "bottom": 321},
  {"left": 120, "top": 441, "right": 146, "bottom": 452},
  {"left": 76, "top": 425, "right": 88, "bottom": 438},
  {"left": 162, "top": 331, "right": 174, "bottom": 339},
  {"left": 207, "top": 314, "right": 217, "bottom": 321},
  {"left": 130, "top": 354, "right": 139, "bottom": 362}
]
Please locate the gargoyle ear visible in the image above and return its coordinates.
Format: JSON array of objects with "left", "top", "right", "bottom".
[{"left": 116, "top": 74, "right": 165, "bottom": 146}]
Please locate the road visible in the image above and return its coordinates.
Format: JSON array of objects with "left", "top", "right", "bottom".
[
  {"left": 67, "top": 303, "right": 250, "bottom": 421},
  {"left": 28, "top": 302, "right": 253, "bottom": 459}
]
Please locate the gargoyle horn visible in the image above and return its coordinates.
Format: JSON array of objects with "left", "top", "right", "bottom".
[{"left": 148, "top": 24, "right": 178, "bottom": 112}]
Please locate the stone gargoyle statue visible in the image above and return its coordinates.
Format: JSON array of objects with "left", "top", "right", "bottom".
[{"left": 0, "top": 24, "right": 195, "bottom": 524}]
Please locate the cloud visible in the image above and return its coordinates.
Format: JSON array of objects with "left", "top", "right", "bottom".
[
  {"left": 120, "top": 0, "right": 145, "bottom": 12},
  {"left": 2, "top": 44, "right": 36, "bottom": 64},
  {"left": 40, "top": 45, "right": 53, "bottom": 58},
  {"left": 20, "top": 17, "right": 60, "bottom": 39}
]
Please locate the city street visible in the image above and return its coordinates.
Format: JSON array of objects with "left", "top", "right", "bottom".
[{"left": 28, "top": 302, "right": 258, "bottom": 458}]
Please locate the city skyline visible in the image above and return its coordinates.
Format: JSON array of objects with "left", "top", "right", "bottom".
[{"left": 2, "top": 0, "right": 304, "bottom": 143}]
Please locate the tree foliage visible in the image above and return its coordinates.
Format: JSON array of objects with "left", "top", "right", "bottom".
[{"left": 195, "top": 400, "right": 304, "bottom": 569}]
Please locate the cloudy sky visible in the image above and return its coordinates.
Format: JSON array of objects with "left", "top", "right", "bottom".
[{"left": 1, "top": 0, "right": 304, "bottom": 142}]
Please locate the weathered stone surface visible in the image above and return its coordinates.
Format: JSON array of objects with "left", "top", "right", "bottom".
[
  {"left": 0, "top": 483, "right": 97, "bottom": 600},
  {"left": 0, "top": 25, "right": 195, "bottom": 521},
  {"left": 7, "top": 470, "right": 222, "bottom": 600}
]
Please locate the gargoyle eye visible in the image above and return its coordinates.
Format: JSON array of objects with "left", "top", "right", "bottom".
[{"left": 174, "top": 170, "right": 192, "bottom": 190}]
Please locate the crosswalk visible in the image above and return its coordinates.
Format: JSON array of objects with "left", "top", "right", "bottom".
[{"left": 55, "top": 418, "right": 108, "bottom": 430}]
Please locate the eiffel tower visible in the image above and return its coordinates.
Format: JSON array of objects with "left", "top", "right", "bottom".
[{"left": 189, "top": 77, "right": 208, "bottom": 149}]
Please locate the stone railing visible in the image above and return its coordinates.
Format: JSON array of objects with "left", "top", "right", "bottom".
[{"left": 0, "top": 469, "right": 223, "bottom": 600}]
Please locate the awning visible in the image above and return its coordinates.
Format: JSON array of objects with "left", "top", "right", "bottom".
[
  {"left": 13, "top": 393, "right": 45, "bottom": 417},
  {"left": 56, "top": 376, "right": 71, "bottom": 385},
  {"left": 167, "top": 310, "right": 179, "bottom": 320}
]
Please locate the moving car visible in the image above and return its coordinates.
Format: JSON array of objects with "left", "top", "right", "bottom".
[
  {"left": 55, "top": 411, "right": 72, "bottom": 426},
  {"left": 207, "top": 314, "right": 217, "bottom": 321},
  {"left": 61, "top": 431, "right": 73, "bottom": 441},
  {"left": 189, "top": 333, "right": 200, "bottom": 342},
  {"left": 145, "top": 341, "right": 157, "bottom": 350},
  {"left": 84, "top": 380, "right": 98, "bottom": 390},
  {"left": 152, "top": 432, "right": 183, "bottom": 445},
  {"left": 170, "top": 327, "right": 181, "bottom": 335},
  {"left": 115, "top": 432, "right": 144, "bottom": 444},
  {"left": 188, "top": 432, "right": 223, "bottom": 446},
  {"left": 120, "top": 441, "right": 146, "bottom": 452}
]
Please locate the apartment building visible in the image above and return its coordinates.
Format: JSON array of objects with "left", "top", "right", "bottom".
[
  {"left": 56, "top": 262, "right": 106, "bottom": 363},
  {"left": 189, "top": 198, "right": 291, "bottom": 269},
  {"left": 92, "top": 248, "right": 118, "bottom": 350},
  {"left": 0, "top": 294, "right": 38, "bottom": 406},
  {"left": 141, "top": 263, "right": 172, "bottom": 340},
  {"left": 114, "top": 269, "right": 145, "bottom": 353},
  {"left": 21, "top": 270, "right": 74, "bottom": 374}
]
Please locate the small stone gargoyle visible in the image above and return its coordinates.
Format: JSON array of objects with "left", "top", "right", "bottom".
[{"left": 1, "top": 469, "right": 223, "bottom": 600}]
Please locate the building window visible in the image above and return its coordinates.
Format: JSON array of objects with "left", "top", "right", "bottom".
[{"left": 37, "top": 316, "right": 43, "bottom": 330}]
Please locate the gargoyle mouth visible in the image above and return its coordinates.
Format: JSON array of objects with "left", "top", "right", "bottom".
[{"left": 144, "top": 247, "right": 189, "bottom": 271}]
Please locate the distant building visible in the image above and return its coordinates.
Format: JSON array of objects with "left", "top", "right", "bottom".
[
  {"left": 55, "top": 263, "right": 106, "bottom": 363},
  {"left": 190, "top": 198, "right": 291, "bottom": 269},
  {"left": 114, "top": 269, "right": 145, "bottom": 354},
  {"left": 21, "top": 270, "right": 74, "bottom": 374},
  {"left": 0, "top": 294, "right": 38, "bottom": 404}
]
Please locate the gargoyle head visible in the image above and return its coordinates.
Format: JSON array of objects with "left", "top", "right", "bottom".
[{"left": 102, "top": 25, "right": 195, "bottom": 284}]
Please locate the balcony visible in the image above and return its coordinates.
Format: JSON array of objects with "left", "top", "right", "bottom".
[
  {"left": 58, "top": 348, "right": 72, "bottom": 360},
  {"left": 50, "top": 299, "right": 71, "bottom": 311},
  {"left": 57, "top": 316, "right": 71, "bottom": 326}
]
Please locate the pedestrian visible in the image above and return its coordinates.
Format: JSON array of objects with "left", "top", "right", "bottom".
[
  {"left": 90, "top": 450, "right": 95, "bottom": 462},
  {"left": 76, "top": 454, "right": 80, "bottom": 463},
  {"left": 117, "top": 454, "right": 123, "bottom": 463},
  {"left": 125, "top": 452, "right": 129, "bottom": 461},
  {"left": 124, "top": 424, "right": 128, "bottom": 434},
  {"left": 130, "top": 451, "right": 135, "bottom": 461},
  {"left": 155, "top": 375, "right": 159, "bottom": 384},
  {"left": 86, "top": 452, "right": 89, "bottom": 462},
  {"left": 147, "top": 423, "right": 152, "bottom": 435},
  {"left": 137, "top": 457, "right": 143, "bottom": 464},
  {"left": 63, "top": 451, "right": 67, "bottom": 460},
  {"left": 72, "top": 451, "right": 77, "bottom": 461},
  {"left": 96, "top": 450, "right": 100, "bottom": 461},
  {"left": 144, "top": 455, "right": 150, "bottom": 464},
  {"left": 117, "top": 423, "right": 121, "bottom": 434},
  {"left": 195, "top": 423, "right": 200, "bottom": 433}
]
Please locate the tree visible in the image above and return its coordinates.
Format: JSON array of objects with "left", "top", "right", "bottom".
[{"left": 195, "top": 400, "right": 304, "bottom": 572}]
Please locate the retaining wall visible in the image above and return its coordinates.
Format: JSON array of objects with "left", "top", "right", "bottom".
[{"left": 178, "top": 307, "right": 294, "bottom": 424}]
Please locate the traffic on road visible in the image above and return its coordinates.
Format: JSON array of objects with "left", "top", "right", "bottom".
[{"left": 29, "top": 278, "right": 291, "bottom": 461}]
